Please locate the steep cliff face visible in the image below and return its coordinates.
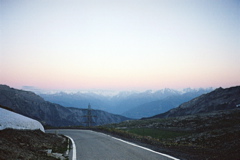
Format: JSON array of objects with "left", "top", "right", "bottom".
[
  {"left": 149, "top": 86, "right": 240, "bottom": 119},
  {"left": 0, "top": 85, "right": 130, "bottom": 127}
]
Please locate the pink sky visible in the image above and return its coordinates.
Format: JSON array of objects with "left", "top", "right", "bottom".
[{"left": 1, "top": 0, "right": 240, "bottom": 91}]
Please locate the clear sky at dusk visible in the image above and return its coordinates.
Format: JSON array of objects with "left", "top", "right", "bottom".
[{"left": 1, "top": 0, "right": 240, "bottom": 91}]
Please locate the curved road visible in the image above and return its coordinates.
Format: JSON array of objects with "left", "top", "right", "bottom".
[{"left": 47, "top": 129, "right": 179, "bottom": 160}]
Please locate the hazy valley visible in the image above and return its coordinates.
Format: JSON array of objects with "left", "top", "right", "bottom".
[{"left": 39, "top": 88, "right": 213, "bottom": 119}]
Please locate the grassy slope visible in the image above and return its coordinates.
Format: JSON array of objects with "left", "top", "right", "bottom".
[{"left": 98, "top": 108, "right": 240, "bottom": 160}]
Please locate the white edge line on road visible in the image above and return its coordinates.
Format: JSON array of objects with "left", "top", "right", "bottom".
[
  {"left": 111, "top": 137, "right": 180, "bottom": 160},
  {"left": 64, "top": 135, "right": 76, "bottom": 160}
]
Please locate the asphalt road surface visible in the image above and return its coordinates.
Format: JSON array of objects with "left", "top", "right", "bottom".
[{"left": 46, "top": 129, "right": 179, "bottom": 160}]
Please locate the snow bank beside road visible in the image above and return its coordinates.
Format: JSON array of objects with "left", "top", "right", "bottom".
[{"left": 0, "top": 108, "right": 45, "bottom": 132}]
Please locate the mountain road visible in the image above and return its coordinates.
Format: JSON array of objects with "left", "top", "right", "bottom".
[{"left": 46, "top": 129, "right": 179, "bottom": 160}]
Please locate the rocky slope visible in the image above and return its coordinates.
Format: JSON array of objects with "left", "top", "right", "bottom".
[
  {"left": 149, "top": 86, "right": 240, "bottom": 119},
  {"left": 0, "top": 85, "right": 130, "bottom": 127},
  {"left": 0, "top": 129, "right": 68, "bottom": 160}
]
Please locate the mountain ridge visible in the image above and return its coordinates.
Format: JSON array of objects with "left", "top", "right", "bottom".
[
  {"left": 123, "top": 88, "right": 213, "bottom": 119},
  {"left": 39, "top": 87, "right": 213, "bottom": 118},
  {"left": 147, "top": 86, "right": 240, "bottom": 119},
  {"left": 0, "top": 85, "right": 130, "bottom": 127}
]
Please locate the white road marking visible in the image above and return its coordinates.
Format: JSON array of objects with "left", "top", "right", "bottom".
[
  {"left": 90, "top": 130, "right": 179, "bottom": 160},
  {"left": 111, "top": 137, "right": 180, "bottom": 160},
  {"left": 65, "top": 135, "right": 76, "bottom": 160},
  {"left": 63, "top": 130, "right": 179, "bottom": 160}
]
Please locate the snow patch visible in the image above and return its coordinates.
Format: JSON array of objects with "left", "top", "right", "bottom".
[{"left": 0, "top": 108, "right": 45, "bottom": 132}]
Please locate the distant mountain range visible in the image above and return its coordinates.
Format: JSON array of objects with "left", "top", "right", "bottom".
[
  {"left": 0, "top": 85, "right": 130, "bottom": 127},
  {"left": 123, "top": 89, "right": 213, "bottom": 118},
  {"left": 39, "top": 88, "right": 213, "bottom": 118},
  {"left": 148, "top": 86, "right": 240, "bottom": 119}
]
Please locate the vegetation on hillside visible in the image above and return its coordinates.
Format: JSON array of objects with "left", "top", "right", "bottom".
[{"left": 96, "top": 108, "right": 240, "bottom": 160}]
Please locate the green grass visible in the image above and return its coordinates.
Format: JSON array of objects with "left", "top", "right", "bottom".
[
  {"left": 125, "top": 128, "right": 189, "bottom": 140},
  {"left": 52, "top": 136, "right": 69, "bottom": 154}
]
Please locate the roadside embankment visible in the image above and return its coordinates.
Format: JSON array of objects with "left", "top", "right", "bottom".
[{"left": 0, "top": 129, "right": 69, "bottom": 160}]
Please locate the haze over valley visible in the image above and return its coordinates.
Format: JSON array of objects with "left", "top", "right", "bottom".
[{"left": 38, "top": 87, "right": 213, "bottom": 119}]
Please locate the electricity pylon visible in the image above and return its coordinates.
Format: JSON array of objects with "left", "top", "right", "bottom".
[{"left": 83, "top": 103, "right": 96, "bottom": 127}]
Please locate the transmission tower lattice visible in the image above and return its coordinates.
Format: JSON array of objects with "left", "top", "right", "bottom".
[{"left": 83, "top": 103, "right": 96, "bottom": 127}]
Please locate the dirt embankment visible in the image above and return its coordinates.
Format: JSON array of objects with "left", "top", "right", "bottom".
[{"left": 0, "top": 129, "right": 68, "bottom": 160}]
